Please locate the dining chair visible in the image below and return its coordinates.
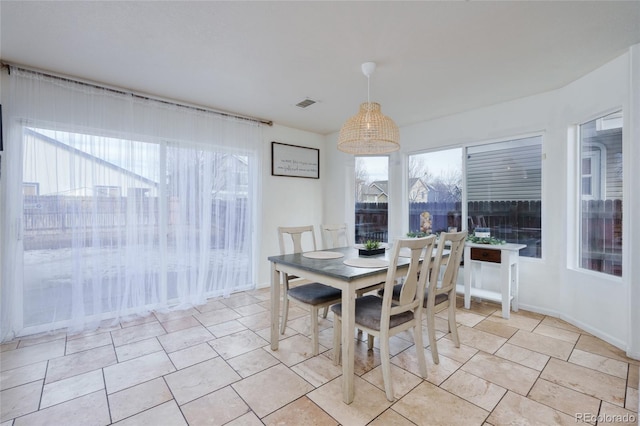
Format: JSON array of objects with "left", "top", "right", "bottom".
[
  {"left": 424, "top": 230, "right": 467, "bottom": 364},
  {"left": 331, "top": 235, "right": 436, "bottom": 401},
  {"left": 277, "top": 225, "right": 342, "bottom": 355},
  {"left": 320, "top": 223, "right": 349, "bottom": 249}
]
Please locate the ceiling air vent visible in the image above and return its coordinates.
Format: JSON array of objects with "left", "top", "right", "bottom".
[{"left": 296, "top": 98, "right": 317, "bottom": 109}]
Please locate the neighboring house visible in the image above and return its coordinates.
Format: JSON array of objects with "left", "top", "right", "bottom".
[
  {"left": 22, "top": 128, "right": 251, "bottom": 201},
  {"left": 426, "top": 183, "right": 463, "bottom": 203},
  {"left": 361, "top": 180, "right": 388, "bottom": 203},
  {"left": 209, "top": 154, "right": 250, "bottom": 199},
  {"left": 408, "top": 178, "right": 429, "bottom": 202},
  {"left": 580, "top": 114, "right": 623, "bottom": 201},
  {"left": 22, "top": 128, "right": 158, "bottom": 198}
]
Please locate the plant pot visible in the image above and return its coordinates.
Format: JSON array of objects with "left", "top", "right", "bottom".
[{"left": 359, "top": 248, "right": 385, "bottom": 256}]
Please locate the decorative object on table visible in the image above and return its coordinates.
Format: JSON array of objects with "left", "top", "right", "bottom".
[
  {"left": 271, "top": 141, "right": 319, "bottom": 179},
  {"left": 358, "top": 239, "right": 385, "bottom": 256},
  {"left": 467, "top": 235, "right": 506, "bottom": 245},
  {"left": 419, "top": 211, "right": 432, "bottom": 234},
  {"left": 337, "top": 62, "right": 400, "bottom": 155},
  {"left": 474, "top": 227, "right": 491, "bottom": 238},
  {"left": 406, "top": 230, "right": 429, "bottom": 238}
]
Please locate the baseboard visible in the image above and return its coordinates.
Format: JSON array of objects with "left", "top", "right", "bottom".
[
  {"left": 519, "top": 302, "right": 637, "bottom": 360},
  {"left": 256, "top": 281, "right": 270, "bottom": 290}
]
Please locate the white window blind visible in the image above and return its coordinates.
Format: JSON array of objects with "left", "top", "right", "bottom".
[{"left": 466, "top": 137, "right": 542, "bottom": 202}]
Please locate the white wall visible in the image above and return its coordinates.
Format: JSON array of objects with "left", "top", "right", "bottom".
[
  {"left": 629, "top": 45, "right": 640, "bottom": 360},
  {"left": 320, "top": 46, "right": 639, "bottom": 357},
  {"left": 257, "top": 124, "right": 325, "bottom": 286}
]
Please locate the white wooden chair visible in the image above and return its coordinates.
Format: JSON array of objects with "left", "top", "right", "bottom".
[
  {"left": 331, "top": 236, "right": 436, "bottom": 401},
  {"left": 424, "top": 231, "right": 467, "bottom": 364},
  {"left": 320, "top": 223, "right": 350, "bottom": 249},
  {"left": 278, "top": 225, "right": 342, "bottom": 355}
]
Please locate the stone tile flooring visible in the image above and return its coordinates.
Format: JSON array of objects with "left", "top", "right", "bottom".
[{"left": 1, "top": 289, "right": 638, "bottom": 425}]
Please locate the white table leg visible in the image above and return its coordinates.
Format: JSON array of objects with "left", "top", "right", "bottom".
[
  {"left": 341, "top": 288, "right": 356, "bottom": 404},
  {"left": 499, "top": 251, "right": 510, "bottom": 319},
  {"left": 270, "top": 262, "right": 280, "bottom": 351},
  {"left": 511, "top": 255, "right": 519, "bottom": 312},
  {"left": 463, "top": 247, "right": 471, "bottom": 309}
]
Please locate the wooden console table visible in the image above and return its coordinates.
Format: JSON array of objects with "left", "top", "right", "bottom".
[{"left": 459, "top": 242, "right": 526, "bottom": 319}]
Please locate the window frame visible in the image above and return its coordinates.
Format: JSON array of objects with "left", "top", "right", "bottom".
[
  {"left": 580, "top": 142, "right": 606, "bottom": 201},
  {"left": 575, "top": 110, "right": 623, "bottom": 278},
  {"left": 406, "top": 133, "right": 544, "bottom": 260},
  {"left": 354, "top": 155, "right": 390, "bottom": 244}
]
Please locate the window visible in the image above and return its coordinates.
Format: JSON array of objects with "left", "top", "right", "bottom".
[
  {"left": 21, "top": 127, "right": 256, "bottom": 329},
  {"left": 408, "top": 148, "right": 462, "bottom": 235},
  {"left": 95, "top": 185, "right": 121, "bottom": 197},
  {"left": 23, "top": 182, "right": 39, "bottom": 196},
  {"left": 466, "top": 136, "right": 542, "bottom": 258},
  {"left": 355, "top": 156, "right": 388, "bottom": 243},
  {"left": 581, "top": 144, "right": 604, "bottom": 200},
  {"left": 578, "top": 111, "right": 622, "bottom": 276}
]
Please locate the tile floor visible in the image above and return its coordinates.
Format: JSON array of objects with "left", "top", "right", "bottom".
[{"left": 1, "top": 289, "right": 638, "bottom": 425}]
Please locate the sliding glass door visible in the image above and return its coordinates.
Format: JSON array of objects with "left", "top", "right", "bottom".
[{"left": 21, "top": 127, "right": 256, "bottom": 333}]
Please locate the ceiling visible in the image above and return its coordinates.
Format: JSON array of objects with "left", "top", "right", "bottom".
[{"left": 1, "top": 1, "right": 639, "bottom": 135}]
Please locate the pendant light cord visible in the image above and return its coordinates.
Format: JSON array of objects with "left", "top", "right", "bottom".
[{"left": 365, "top": 71, "right": 371, "bottom": 132}]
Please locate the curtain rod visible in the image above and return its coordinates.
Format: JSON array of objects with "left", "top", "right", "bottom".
[{"left": 0, "top": 61, "right": 273, "bottom": 127}]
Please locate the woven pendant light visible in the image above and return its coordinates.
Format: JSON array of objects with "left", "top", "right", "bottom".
[{"left": 337, "top": 62, "right": 400, "bottom": 154}]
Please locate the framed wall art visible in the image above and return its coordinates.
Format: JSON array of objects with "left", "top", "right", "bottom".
[{"left": 271, "top": 141, "right": 319, "bottom": 179}]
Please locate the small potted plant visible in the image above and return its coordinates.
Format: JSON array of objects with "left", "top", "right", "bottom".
[{"left": 359, "top": 240, "right": 385, "bottom": 256}]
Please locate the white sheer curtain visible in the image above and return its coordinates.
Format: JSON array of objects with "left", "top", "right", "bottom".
[{"left": 1, "top": 67, "right": 263, "bottom": 340}]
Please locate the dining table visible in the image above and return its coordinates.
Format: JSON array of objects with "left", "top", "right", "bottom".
[{"left": 268, "top": 245, "right": 412, "bottom": 404}]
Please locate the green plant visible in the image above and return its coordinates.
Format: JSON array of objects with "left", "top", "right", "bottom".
[
  {"left": 364, "top": 240, "right": 381, "bottom": 250},
  {"left": 466, "top": 235, "right": 506, "bottom": 245},
  {"left": 406, "top": 230, "right": 428, "bottom": 238}
]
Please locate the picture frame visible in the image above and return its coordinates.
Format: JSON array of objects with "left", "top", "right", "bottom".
[{"left": 271, "top": 141, "right": 319, "bottom": 179}]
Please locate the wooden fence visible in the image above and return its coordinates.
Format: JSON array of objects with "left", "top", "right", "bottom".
[
  {"left": 23, "top": 197, "right": 622, "bottom": 275},
  {"left": 581, "top": 199, "right": 622, "bottom": 276},
  {"left": 22, "top": 195, "right": 248, "bottom": 250},
  {"left": 359, "top": 200, "right": 621, "bottom": 271}
]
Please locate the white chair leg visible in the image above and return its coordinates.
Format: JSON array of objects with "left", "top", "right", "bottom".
[
  {"left": 333, "top": 315, "right": 341, "bottom": 366},
  {"left": 280, "top": 294, "right": 289, "bottom": 335},
  {"left": 311, "top": 306, "right": 319, "bottom": 356},
  {"left": 448, "top": 301, "right": 460, "bottom": 348},
  {"left": 367, "top": 334, "right": 374, "bottom": 350},
  {"left": 380, "top": 331, "right": 394, "bottom": 401},
  {"left": 427, "top": 307, "right": 440, "bottom": 364},
  {"left": 414, "top": 322, "right": 428, "bottom": 379},
  {"left": 321, "top": 306, "right": 329, "bottom": 318}
]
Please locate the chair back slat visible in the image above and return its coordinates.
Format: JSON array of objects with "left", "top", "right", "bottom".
[
  {"left": 430, "top": 231, "right": 467, "bottom": 296},
  {"left": 321, "top": 223, "right": 349, "bottom": 249},
  {"left": 382, "top": 236, "right": 437, "bottom": 318},
  {"left": 277, "top": 225, "right": 317, "bottom": 255}
]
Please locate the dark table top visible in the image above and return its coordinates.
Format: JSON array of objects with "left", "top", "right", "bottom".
[{"left": 268, "top": 246, "right": 410, "bottom": 282}]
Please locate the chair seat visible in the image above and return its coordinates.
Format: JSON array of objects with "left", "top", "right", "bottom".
[
  {"left": 380, "top": 284, "right": 448, "bottom": 307},
  {"left": 424, "top": 289, "right": 449, "bottom": 307},
  {"left": 287, "top": 282, "right": 341, "bottom": 305},
  {"left": 331, "top": 295, "right": 414, "bottom": 331}
]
